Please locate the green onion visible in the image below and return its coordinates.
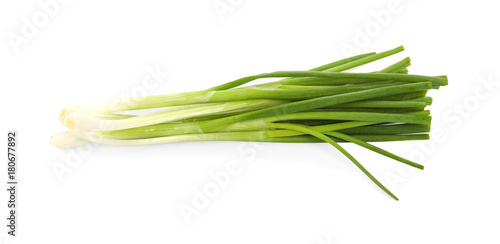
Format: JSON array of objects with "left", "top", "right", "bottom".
[
  {"left": 51, "top": 46, "right": 448, "bottom": 200},
  {"left": 269, "top": 123, "right": 399, "bottom": 200}
]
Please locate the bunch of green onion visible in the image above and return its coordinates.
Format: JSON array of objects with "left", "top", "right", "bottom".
[{"left": 51, "top": 46, "right": 448, "bottom": 200}]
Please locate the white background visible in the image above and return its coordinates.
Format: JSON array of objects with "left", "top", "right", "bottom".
[{"left": 1, "top": 0, "right": 500, "bottom": 243}]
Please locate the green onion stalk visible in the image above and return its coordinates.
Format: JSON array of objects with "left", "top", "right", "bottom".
[{"left": 51, "top": 46, "right": 448, "bottom": 200}]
